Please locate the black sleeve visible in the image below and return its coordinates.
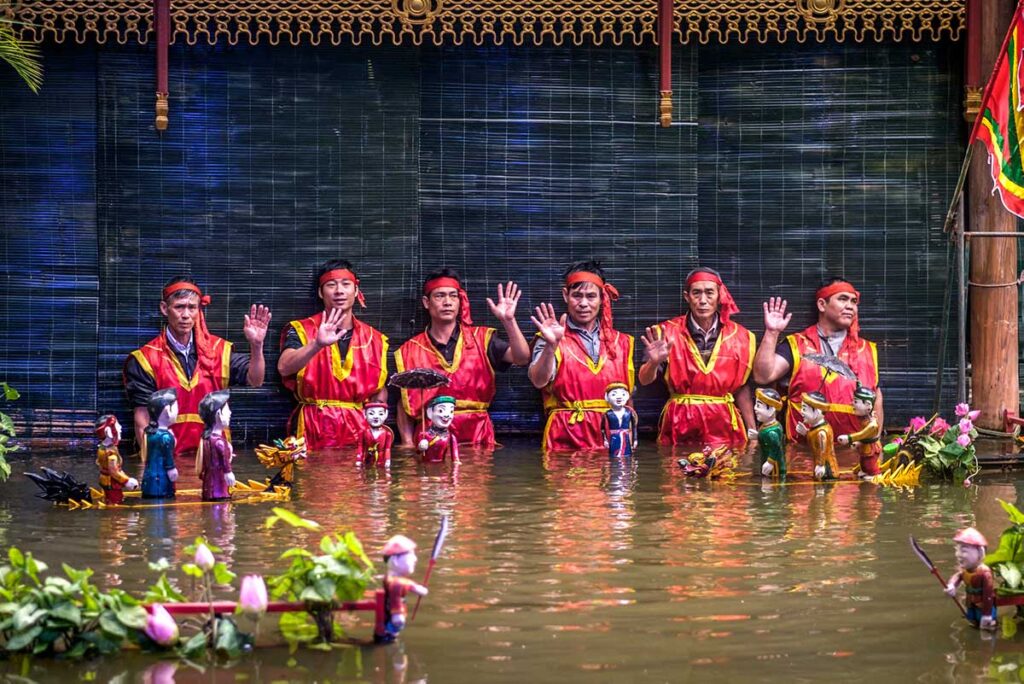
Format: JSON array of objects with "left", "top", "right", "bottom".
[
  {"left": 228, "top": 351, "right": 251, "bottom": 386},
  {"left": 775, "top": 339, "right": 794, "bottom": 369},
  {"left": 487, "top": 334, "right": 512, "bottom": 372},
  {"left": 123, "top": 355, "right": 157, "bottom": 407},
  {"left": 282, "top": 327, "right": 304, "bottom": 351}
]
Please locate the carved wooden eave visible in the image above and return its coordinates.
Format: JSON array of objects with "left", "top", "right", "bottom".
[{"left": 6, "top": 0, "right": 964, "bottom": 47}]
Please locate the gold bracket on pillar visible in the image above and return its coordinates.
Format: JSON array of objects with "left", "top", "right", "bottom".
[
  {"left": 964, "top": 86, "right": 982, "bottom": 123},
  {"left": 155, "top": 92, "right": 169, "bottom": 131},
  {"left": 659, "top": 90, "right": 672, "bottom": 128}
]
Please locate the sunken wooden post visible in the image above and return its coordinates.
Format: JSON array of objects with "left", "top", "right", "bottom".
[{"left": 967, "top": 0, "right": 1019, "bottom": 429}]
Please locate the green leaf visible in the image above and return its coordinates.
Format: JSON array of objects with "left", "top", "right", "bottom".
[
  {"left": 98, "top": 611, "right": 127, "bottom": 639},
  {"left": 12, "top": 604, "right": 45, "bottom": 630},
  {"left": 278, "top": 611, "right": 317, "bottom": 645},
  {"left": 280, "top": 548, "right": 314, "bottom": 560},
  {"left": 177, "top": 631, "right": 208, "bottom": 659},
  {"left": 8, "top": 547, "right": 24, "bottom": 567},
  {"left": 999, "top": 563, "right": 1023, "bottom": 589},
  {"left": 986, "top": 529, "right": 1024, "bottom": 566},
  {"left": 144, "top": 575, "right": 186, "bottom": 604},
  {"left": 48, "top": 602, "right": 81, "bottom": 626},
  {"left": 5, "top": 625, "right": 42, "bottom": 651},
  {"left": 212, "top": 563, "right": 236, "bottom": 586},
  {"left": 181, "top": 563, "right": 204, "bottom": 579},
  {"left": 1, "top": 383, "right": 20, "bottom": 401},
  {"left": 266, "top": 507, "right": 321, "bottom": 531},
  {"left": 299, "top": 586, "right": 328, "bottom": 604},
  {"left": 999, "top": 499, "right": 1024, "bottom": 525},
  {"left": 115, "top": 605, "right": 148, "bottom": 630},
  {"left": 148, "top": 558, "right": 172, "bottom": 573}
]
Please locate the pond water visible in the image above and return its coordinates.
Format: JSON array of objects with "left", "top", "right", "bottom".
[{"left": 1, "top": 440, "right": 1022, "bottom": 683}]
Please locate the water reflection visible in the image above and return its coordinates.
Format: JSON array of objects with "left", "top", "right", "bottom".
[{"left": 1, "top": 442, "right": 1023, "bottom": 682}]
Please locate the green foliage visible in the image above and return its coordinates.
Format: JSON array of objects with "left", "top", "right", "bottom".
[
  {"left": 0, "top": 383, "right": 20, "bottom": 483},
  {"left": 0, "top": 547, "right": 147, "bottom": 657},
  {"left": 0, "top": 20, "right": 42, "bottom": 93},
  {"left": 890, "top": 418, "right": 979, "bottom": 483},
  {"left": 985, "top": 499, "right": 1024, "bottom": 597},
  {"left": 265, "top": 507, "right": 321, "bottom": 531}
]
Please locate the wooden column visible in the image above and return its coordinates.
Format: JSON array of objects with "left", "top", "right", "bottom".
[{"left": 968, "top": 0, "right": 1019, "bottom": 428}]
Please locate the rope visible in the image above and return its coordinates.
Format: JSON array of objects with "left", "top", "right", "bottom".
[{"left": 967, "top": 270, "right": 1024, "bottom": 288}]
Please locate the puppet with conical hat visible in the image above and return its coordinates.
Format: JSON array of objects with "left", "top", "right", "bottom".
[
  {"left": 800, "top": 391, "right": 838, "bottom": 481},
  {"left": 836, "top": 386, "right": 882, "bottom": 477},
  {"left": 754, "top": 388, "right": 786, "bottom": 479},
  {"left": 378, "top": 535, "right": 429, "bottom": 643},
  {"left": 944, "top": 527, "right": 997, "bottom": 630}
]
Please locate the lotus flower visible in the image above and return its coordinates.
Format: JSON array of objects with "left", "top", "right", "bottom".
[
  {"left": 964, "top": 478, "right": 973, "bottom": 488},
  {"left": 957, "top": 433, "right": 971, "bottom": 447},
  {"left": 239, "top": 574, "right": 268, "bottom": 617},
  {"left": 194, "top": 543, "right": 215, "bottom": 572},
  {"left": 908, "top": 416, "right": 927, "bottom": 432},
  {"left": 931, "top": 417, "right": 950, "bottom": 434},
  {"left": 144, "top": 604, "right": 179, "bottom": 646},
  {"left": 955, "top": 403, "right": 971, "bottom": 417},
  {"left": 959, "top": 418, "right": 973, "bottom": 434}
]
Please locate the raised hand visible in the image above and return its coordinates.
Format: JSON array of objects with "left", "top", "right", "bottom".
[
  {"left": 762, "top": 297, "right": 792, "bottom": 335},
  {"left": 243, "top": 304, "right": 272, "bottom": 346},
  {"left": 316, "top": 306, "right": 346, "bottom": 348},
  {"left": 641, "top": 325, "right": 672, "bottom": 365},
  {"left": 530, "top": 303, "right": 566, "bottom": 346},
  {"left": 487, "top": 281, "right": 522, "bottom": 324}
]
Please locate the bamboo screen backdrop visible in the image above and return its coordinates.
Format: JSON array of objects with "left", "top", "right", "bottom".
[{"left": 0, "top": 40, "right": 961, "bottom": 445}]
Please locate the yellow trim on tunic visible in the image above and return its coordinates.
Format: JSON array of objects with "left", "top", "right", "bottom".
[
  {"left": 395, "top": 327, "right": 493, "bottom": 416},
  {"left": 131, "top": 349, "right": 156, "bottom": 380}
]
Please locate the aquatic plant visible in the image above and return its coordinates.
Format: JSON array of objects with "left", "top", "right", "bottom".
[
  {"left": 0, "top": 547, "right": 148, "bottom": 657},
  {"left": 883, "top": 406, "right": 980, "bottom": 484},
  {"left": 0, "top": 19, "right": 42, "bottom": 93},
  {"left": 0, "top": 382, "right": 20, "bottom": 482},
  {"left": 984, "top": 499, "right": 1024, "bottom": 605},
  {"left": 176, "top": 537, "right": 250, "bottom": 660},
  {"left": 264, "top": 508, "right": 375, "bottom": 646}
]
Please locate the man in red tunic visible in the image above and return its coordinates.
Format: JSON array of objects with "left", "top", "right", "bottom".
[
  {"left": 528, "top": 260, "right": 635, "bottom": 452},
  {"left": 123, "top": 275, "right": 271, "bottom": 458},
  {"left": 394, "top": 268, "right": 530, "bottom": 447},
  {"left": 752, "top": 277, "right": 883, "bottom": 441},
  {"left": 278, "top": 260, "right": 389, "bottom": 451},
  {"left": 638, "top": 268, "right": 756, "bottom": 447}
]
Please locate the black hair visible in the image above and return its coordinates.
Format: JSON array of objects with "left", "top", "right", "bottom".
[
  {"left": 162, "top": 274, "right": 199, "bottom": 302},
  {"left": 198, "top": 389, "right": 231, "bottom": 439},
  {"left": 422, "top": 267, "right": 462, "bottom": 290},
  {"left": 146, "top": 388, "right": 178, "bottom": 434},
  {"left": 314, "top": 259, "right": 356, "bottom": 298},
  {"left": 562, "top": 260, "right": 605, "bottom": 291}
]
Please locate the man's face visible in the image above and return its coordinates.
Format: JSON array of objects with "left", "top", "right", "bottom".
[
  {"left": 422, "top": 287, "right": 460, "bottom": 324},
  {"left": 606, "top": 387, "right": 630, "bottom": 408},
  {"left": 160, "top": 293, "right": 199, "bottom": 339},
  {"left": 428, "top": 402, "right": 455, "bottom": 429},
  {"left": 684, "top": 280, "right": 720, "bottom": 320},
  {"left": 320, "top": 276, "right": 359, "bottom": 314},
  {"left": 754, "top": 400, "right": 775, "bottom": 424},
  {"left": 818, "top": 291, "right": 858, "bottom": 330},
  {"left": 955, "top": 542, "right": 984, "bottom": 571},
  {"left": 365, "top": 406, "right": 388, "bottom": 428},
  {"left": 389, "top": 550, "right": 417, "bottom": 577},
  {"left": 852, "top": 397, "right": 873, "bottom": 417},
  {"left": 562, "top": 281, "right": 601, "bottom": 327},
  {"left": 800, "top": 403, "right": 822, "bottom": 425}
]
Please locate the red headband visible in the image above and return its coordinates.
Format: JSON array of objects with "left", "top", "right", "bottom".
[
  {"left": 95, "top": 415, "right": 118, "bottom": 439},
  {"left": 364, "top": 402, "right": 388, "bottom": 410},
  {"left": 565, "top": 271, "right": 620, "bottom": 359},
  {"left": 685, "top": 270, "right": 739, "bottom": 324},
  {"left": 319, "top": 269, "right": 366, "bottom": 309},
  {"left": 423, "top": 276, "right": 474, "bottom": 328},
  {"left": 161, "top": 281, "right": 217, "bottom": 373},
  {"left": 815, "top": 282, "right": 861, "bottom": 340}
]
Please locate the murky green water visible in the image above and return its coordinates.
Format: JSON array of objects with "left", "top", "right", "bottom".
[{"left": 1, "top": 441, "right": 1022, "bottom": 683}]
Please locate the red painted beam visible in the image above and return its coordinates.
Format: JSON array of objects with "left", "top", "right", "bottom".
[{"left": 150, "top": 593, "right": 382, "bottom": 616}]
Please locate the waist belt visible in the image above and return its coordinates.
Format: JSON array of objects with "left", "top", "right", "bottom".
[
  {"left": 299, "top": 399, "right": 363, "bottom": 409},
  {"left": 669, "top": 393, "right": 739, "bottom": 431},
  {"left": 551, "top": 399, "right": 609, "bottom": 424},
  {"left": 454, "top": 400, "right": 490, "bottom": 414},
  {"left": 787, "top": 397, "right": 857, "bottom": 415}
]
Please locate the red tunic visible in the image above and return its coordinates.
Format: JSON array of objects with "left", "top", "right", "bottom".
[
  {"left": 281, "top": 314, "right": 389, "bottom": 450},
  {"left": 384, "top": 575, "right": 419, "bottom": 621},
  {"left": 395, "top": 326, "right": 497, "bottom": 446},
  {"left": 654, "top": 316, "right": 755, "bottom": 446},
  {"left": 785, "top": 325, "right": 879, "bottom": 442},
  {"left": 540, "top": 329, "right": 634, "bottom": 452},
  {"left": 126, "top": 333, "right": 232, "bottom": 456},
  {"left": 359, "top": 426, "right": 394, "bottom": 465},
  {"left": 417, "top": 429, "right": 459, "bottom": 463}
]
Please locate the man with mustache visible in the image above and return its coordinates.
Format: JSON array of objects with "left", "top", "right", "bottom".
[
  {"left": 394, "top": 268, "right": 530, "bottom": 447},
  {"left": 638, "top": 267, "right": 756, "bottom": 446},
  {"left": 528, "top": 260, "right": 634, "bottom": 452},
  {"left": 278, "top": 260, "right": 389, "bottom": 450},
  {"left": 752, "top": 277, "right": 882, "bottom": 441}
]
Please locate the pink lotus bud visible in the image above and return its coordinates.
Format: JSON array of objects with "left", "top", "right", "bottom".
[
  {"left": 959, "top": 419, "right": 973, "bottom": 434},
  {"left": 194, "top": 544, "right": 215, "bottom": 571},
  {"left": 238, "top": 574, "right": 268, "bottom": 617},
  {"left": 144, "top": 604, "right": 179, "bottom": 646},
  {"left": 957, "top": 433, "right": 971, "bottom": 447},
  {"left": 908, "top": 416, "right": 927, "bottom": 432},
  {"left": 963, "top": 478, "right": 972, "bottom": 488},
  {"left": 931, "top": 418, "right": 950, "bottom": 434},
  {"left": 968, "top": 409, "right": 981, "bottom": 422},
  {"left": 955, "top": 403, "right": 970, "bottom": 418}
]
